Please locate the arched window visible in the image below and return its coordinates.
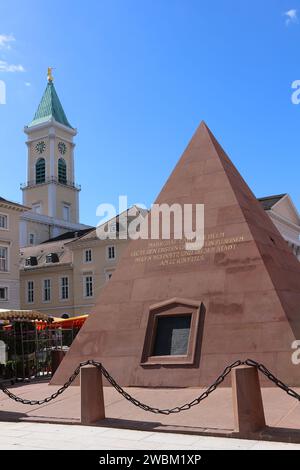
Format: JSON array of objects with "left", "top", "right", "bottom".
[
  {"left": 35, "top": 158, "right": 45, "bottom": 184},
  {"left": 58, "top": 158, "right": 67, "bottom": 184}
]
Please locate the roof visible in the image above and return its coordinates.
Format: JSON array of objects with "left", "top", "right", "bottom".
[
  {"left": 257, "top": 194, "right": 287, "bottom": 211},
  {"left": 0, "top": 196, "right": 28, "bottom": 211},
  {"left": 0, "top": 309, "right": 53, "bottom": 322},
  {"left": 72, "top": 206, "right": 149, "bottom": 243},
  {"left": 20, "top": 229, "right": 95, "bottom": 269},
  {"left": 51, "top": 315, "right": 88, "bottom": 328},
  {"left": 41, "top": 227, "right": 94, "bottom": 244},
  {"left": 20, "top": 239, "right": 74, "bottom": 269},
  {"left": 28, "top": 80, "right": 73, "bottom": 129}
]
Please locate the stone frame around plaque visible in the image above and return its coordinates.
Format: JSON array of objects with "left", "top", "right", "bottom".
[{"left": 140, "top": 298, "right": 203, "bottom": 366}]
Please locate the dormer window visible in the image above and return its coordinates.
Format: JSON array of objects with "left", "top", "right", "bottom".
[
  {"left": 46, "top": 253, "right": 59, "bottom": 263},
  {"left": 25, "top": 256, "right": 38, "bottom": 267}
]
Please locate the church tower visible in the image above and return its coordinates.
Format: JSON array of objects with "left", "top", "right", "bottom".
[{"left": 20, "top": 69, "right": 90, "bottom": 247}]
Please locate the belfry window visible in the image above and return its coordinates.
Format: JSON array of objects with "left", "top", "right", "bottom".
[
  {"left": 35, "top": 158, "right": 46, "bottom": 184},
  {"left": 58, "top": 158, "right": 67, "bottom": 184}
]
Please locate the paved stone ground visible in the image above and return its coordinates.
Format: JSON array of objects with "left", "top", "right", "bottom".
[
  {"left": 2, "top": 382, "right": 300, "bottom": 444},
  {"left": 0, "top": 421, "right": 300, "bottom": 450}
]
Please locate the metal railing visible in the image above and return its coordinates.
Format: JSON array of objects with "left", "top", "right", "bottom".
[{"left": 20, "top": 177, "right": 81, "bottom": 191}]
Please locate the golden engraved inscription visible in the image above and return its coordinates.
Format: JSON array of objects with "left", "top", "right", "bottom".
[{"left": 130, "top": 233, "right": 245, "bottom": 266}]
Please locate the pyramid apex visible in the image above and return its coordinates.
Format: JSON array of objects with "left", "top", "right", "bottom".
[
  {"left": 198, "top": 120, "right": 215, "bottom": 135},
  {"left": 192, "top": 120, "right": 213, "bottom": 137}
]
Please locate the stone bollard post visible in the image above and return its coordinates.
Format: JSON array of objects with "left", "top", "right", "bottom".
[
  {"left": 80, "top": 365, "right": 105, "bottom": 425},
  {"left": 51, "top": 349, "right": 66, "bottom": 376},
  {"left": 231, "top": 365, "right": 266, "bottom": 434}
]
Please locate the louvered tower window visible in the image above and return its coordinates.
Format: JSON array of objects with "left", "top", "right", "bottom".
[
  {"left": 58, "top": 158, "right": 67, "bottom": 184},
  {"left": 35, "top": 158, "right": 46, "bottom": 184}
]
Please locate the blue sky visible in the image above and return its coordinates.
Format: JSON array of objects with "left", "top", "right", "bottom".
[{"left": 0, "top": 0, "right": 299, "bottom": 226}]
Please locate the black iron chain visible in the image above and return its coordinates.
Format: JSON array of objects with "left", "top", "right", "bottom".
[
  {"left": 244, "top": 359, "right": 300, "bottom": 401},
  {"left": 99, "top": 359, "right": 244, "bottom": 414},
  {"left": 0, "top": 360, "right": 89, "bottom": 406},
  {"left": 1, "top": 358, "right": 300, "bottom": 413}
]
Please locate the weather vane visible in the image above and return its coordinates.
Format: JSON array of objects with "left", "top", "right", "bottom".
[{"left": 47, "top": 67, "right": 54, "bottom": 82}]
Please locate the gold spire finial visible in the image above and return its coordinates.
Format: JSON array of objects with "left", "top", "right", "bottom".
[{"left": 47, "top": 67, "right": 54, "bottom": 82}]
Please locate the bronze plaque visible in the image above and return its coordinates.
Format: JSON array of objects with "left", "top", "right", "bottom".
[{"left": 153, "top": 315, "right": 191, "bottom": 356}]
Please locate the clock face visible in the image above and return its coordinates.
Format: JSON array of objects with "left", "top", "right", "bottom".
[
  {"left": 35, "top": 141, "right": 46, "bottom": 154},
  {"left": 58, "top": 141, "right": 67, "bottom": 155}
]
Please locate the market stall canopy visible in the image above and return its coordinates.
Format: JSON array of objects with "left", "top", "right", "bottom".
[
  {"left": 0, "top": 309, "right": 54, "bottom": 323},
  {"left": 51, "top": 315, "right": 88, "bottom": 328}
]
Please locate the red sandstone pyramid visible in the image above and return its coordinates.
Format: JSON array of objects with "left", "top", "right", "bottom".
[{"left": 52, "top": 122, "right": 300, "bottom": 387}]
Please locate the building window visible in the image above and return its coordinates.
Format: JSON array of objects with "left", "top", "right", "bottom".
[
  {"left": 28, "top": 233, "right": 35, "bottom": 245},
  {"left": 63, "top": 204, "right": 70, "bottom": 222},
  {"left": 58, "top": 158, "right": 67, "bottom": 184},
  {"left": 46, "top": 253, "right": 59, "bottom": 263},
  {"left": 84, "top": 249, "right": 92, "bottom": 263},
  {"left": 0, "top": 287, "right": 8, "bottom": 301},
  {"left": 105, "top": 270, "right": 114, "bottom": 281},
  {"left": 0, "top": 247, "right": 8, "bottom": 272},
  {"left": 36, "top": 158, "right": 46, "bottom": 184},
  {"left": 107, "top": 245, "right": 116, "bottom": 260},
  {"left": 27, "top": 281, "right": 34, "bottom": 303},
  {"left": 60, "top": 277, "right": 69, "bottom": 300},
  {"left": 32, "top": 203, "right": 42, "bottom": 214},
  {"left": 43, "top": 279, "right": 51, "bottom": 302},
  {"left": 0, "top": 214, "right": 8, "bottom": 230},
  {"left": 84, "top": 275, "right": 93, "bottom": 297},
  {"left": 25, "top": 256, "right": 38, "bottom": 267}
]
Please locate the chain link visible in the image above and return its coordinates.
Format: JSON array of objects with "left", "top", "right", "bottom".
[
  {"left": 1, "top": 358, "right": 300, "bottom": 413},
  {"left": 244, "top": 359, "right": 300, "bottom": 401},
  {"left": 0, "top": 360, "right": 90, "bottom": 406}
]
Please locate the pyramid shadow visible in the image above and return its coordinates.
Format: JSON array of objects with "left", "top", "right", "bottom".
[
  {"left": 0, "top": 410, "right": 29, "bottom": 422},
  {"left": 259, "top": 426, "right": 300, "bottom": 444}
]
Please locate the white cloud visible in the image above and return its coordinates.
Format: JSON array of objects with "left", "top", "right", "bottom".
[
  {"left": 0, "top": 60, "right": 25, "bottom": 72},
  {"left": 284, "top": 9, "right": 298, "bottom": 25},
  {"left": 0, "top": 34, "right": 15, "bottom": 49},
  {"left": 25, "top": 82, "right": 31, "bottom": 86}
]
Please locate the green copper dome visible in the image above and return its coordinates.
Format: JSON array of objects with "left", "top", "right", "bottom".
[{"left": 28, "top": 80, "right": 73, "bottom": 129}]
